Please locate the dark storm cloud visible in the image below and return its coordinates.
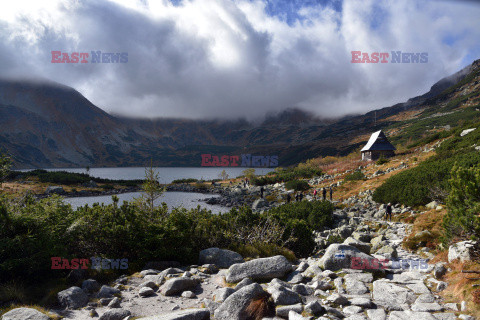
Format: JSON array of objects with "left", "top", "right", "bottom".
[{"left": 0, "top": 0, "right": 479, "bottom": 120}]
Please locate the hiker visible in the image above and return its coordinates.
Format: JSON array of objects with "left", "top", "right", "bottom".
[
  {"left": 385, "top": 203, "right": 393, "bottom": 221},
  {"left": 329, "top": 186, "right": 333, "bottom": 201},
  {"left": 322, "top": 187, "right": 327, "bottom": 201},
  {"left": 313, "top": 189, "right": 317, "bottom": 200},
  {"left": 260, "top": 186, "right": 265, "bottom": 198},
  {"left": 286, "top": 193, "right": 291, "bottom": 203}
]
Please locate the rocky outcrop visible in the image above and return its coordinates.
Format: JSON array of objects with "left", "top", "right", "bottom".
[
  {"left": 226, "top": 255, "right": 292, "bottom": 283},
  {"left": 57, "top": 286, "right": 88, "bottom": 309},
  {"left": 214, "top": 283, "right": 265, "bottom": 320},
  {"left": 318, "top": 244, "right": 374, "bottom": 271},
  {"left": 1, "top": 308, "right": 49, "bottom": 320},
  {"left": 448, "top": 241, "right": 476, "bottom": 263},
  {"left": 137, "top": 309, "right": 210, "bottom": 320},
  {"left": 199, "top": 247, "right": 244, "bottom": 268},
  {"left": 160, "top": 277, "right": 199, "bottom": 296}
]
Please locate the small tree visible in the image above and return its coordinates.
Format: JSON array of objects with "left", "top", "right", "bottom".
[
  {"left": 219, "top": 169, "right": 229, "bottom": 181},
  {"left": 86, "top": 166, "right": 90, "bottom": 176},
  {"left": 141, "top": 163, "right": 165, "bottom": 216},
  {"left": 242, "top": 168, "right": 256, "bottom": 181},
  {"left": 0, "top": 151, "right": 12, "bottom": 191}
]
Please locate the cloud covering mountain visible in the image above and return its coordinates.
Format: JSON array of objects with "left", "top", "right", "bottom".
[{"left": 0, "top": 0, "right": 479, "bottom": 120}]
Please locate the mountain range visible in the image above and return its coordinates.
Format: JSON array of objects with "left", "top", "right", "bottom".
[{"left": 0, "top": 59, "right": 479, "bottom": 169}]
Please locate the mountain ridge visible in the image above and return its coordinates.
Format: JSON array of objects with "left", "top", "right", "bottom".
[{"left": 1, "top": 59, "right": 479, "bottom": 169}]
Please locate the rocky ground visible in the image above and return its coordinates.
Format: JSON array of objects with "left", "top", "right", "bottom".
[{"left": 3, "top": 189, "right": 476, "bottom": 320}]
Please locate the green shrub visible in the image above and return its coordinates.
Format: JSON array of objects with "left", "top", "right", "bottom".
[
  {"left": 373, "top": 150, "right": 480, "bottom": 207},
  {"left": 442, "top": 165, "right": 480, "bottom": 244},
  {"left": 267, "top": 201, "right": 334, "bottom": 256},
  {"left": 194, "top": 182, "right": 209, "bottom": 190},
  {"left": 0, "top": 195, "right": 73, "bottom": 282},
  {"left": 284, "top": 180, "right": 310, "bottom": 191},
  {"left": 253, "top": 166, "right": 322, "bottom": 186},
  {"left": 376, "top": 158, "right": 389, "bottom": 165},
  {"left": 344, "top": 170, "right": 365, "bottom": 181}
]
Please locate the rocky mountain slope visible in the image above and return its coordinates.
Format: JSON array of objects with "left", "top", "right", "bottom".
[{"left": 0, "top": 59, "right": 479, "bottom": 169}]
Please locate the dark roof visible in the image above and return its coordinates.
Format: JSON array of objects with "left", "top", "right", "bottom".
[{"left": 361, "top": 130, "right": 396, "bottom": 152}]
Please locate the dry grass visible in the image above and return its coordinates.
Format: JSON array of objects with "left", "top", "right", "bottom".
[
  {"left": 382, "top": 109, "right": 425, "bottom": 122},
  {"left": 440, "top": 260, "right": 480, "bottom": 319},
  {"left": 402, "top": 208, "right": 445, "bottom": 251}
]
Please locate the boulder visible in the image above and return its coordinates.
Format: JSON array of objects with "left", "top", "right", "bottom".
[
  {"left": 235, "top": 278, "right": 254, "bottom": 291},
  {"left": 1, "top": 308, "right": 49, "bottom": 320},
  {"left": 97, "top": 285, "right": 120, "bottom": 299},
  {"left": 372, "top": 280, "right": 416, "bottom": 309},
  {"left": 252, "top": 198, "right": 269, "bottom": 210},
  {"left": 388, "top": 311, "right": 437, "bottom": 320},
  {"left": 448, "top": 241, "right": 476, "bottom": 263},
  {"left": 288, "top": 311, "right": 312, "bottom": 320},
  {"left": 82, "top": 279, "right": 101, "bottom": 293},
  {"left": 198, "top": 247, "right": 244, "bottom": 268},
  {"left": 267, "top": 285, "right": 302, "bottom": 305},
  {"left": 317, "top": 244, "right": 374, "bottom": 271},
  {"left": 351, "top": 231, "right": 371, "bottom": 243},
  {"left": 326, "top": 293, "right": 349, "bottom": 306},
  {"left": 139, "top": 287, "right": 155, "bottom": 297},
  {"left": 214, "top": 283, "right": 265, "bottom": 320},
  {"left": 213, "top": 288, "right": 235, "bottom": 303},
  {"left": 411, "top": 302, "right": 443, "bottom": 312},
  {"left": 135, "top": 309, "right": 210, "bottom": 320},
  {"left": 414, "top": 230, "right": 432, "bottom": 239},
  {"left": 433, "top": 263, "right": 447, "bottom": 279},
  {"left": 57, "top": 286, "right": 88, "bottom": 309},
  {"left": 107, "top": 297, "right": 121, "bottom": 308},
  {"left": 98, "top": 309, "right": 131, "bottom": 320},
  {"left": 160, "top": 277, "right": 199, "bottom": 296},
  {"left": 426, "top": 201, "right": 440, "bottom": 210},
  {"left": 349, "top": 297, "right": 373, "bottom": 308},
  {"left": 304, "top": 301, "right": 325, "bottom": 316},
  {"left": 345, "top": 278, "right": 369, "bottom": 295},
  {"left": 46, "top": 186, "right": 65, "bottom": 195},
  {"left": 366, "top": 309, "right": 386, "bottom": 320},
  {"left": 226, "top": 255, "right": 292, "bottom": 283},
  {"left": 292, "top": 284, "right": 313, "bottom": 296},
  {"left": 375, "top": 245, "right": 398, "bottom": 259},
  {"left": 276, "top": 304, "right": 303, "bottom": 318},
  {"left": 343, "top": 237, "right": 371, "bottom": 254},
  {"left": 181, "top": 291, "right": 196, "bottom": 299},
  {"left": 143, "top": 275, "right": 165, "bottom": 286}
]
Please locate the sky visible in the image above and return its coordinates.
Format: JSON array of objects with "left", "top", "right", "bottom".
[{"left": 0, "top": 0, "right": 479, "bottom": 120}]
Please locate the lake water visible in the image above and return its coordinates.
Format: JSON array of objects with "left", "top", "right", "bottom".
[
  {"left": 64, "top": 191, "right": 230, "bottom": 214},
  {"left": 36, "top": 167, "right": 273, "bottom": 183},
  {"left": 22, "top": 166, "right": 271, "bottom": 213}
]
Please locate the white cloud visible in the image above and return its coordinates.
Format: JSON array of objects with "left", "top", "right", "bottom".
[{"left": 0, "top": 0, "right": 479, "bottom": 120}]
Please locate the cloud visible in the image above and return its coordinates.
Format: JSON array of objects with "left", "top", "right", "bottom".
[{"left": 0, "top": 0, "right": 479, "bottom": 120}]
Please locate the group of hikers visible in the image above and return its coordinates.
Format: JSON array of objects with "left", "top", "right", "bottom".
[
  {"left": 285, "top": 186, "right": 334, "bottom": 203},
  {"left": 312, "top": 186, "right": 333, "bottom": 201},
  {"left": 256, "top": 182, "right": 393, "bottom": 222}
]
